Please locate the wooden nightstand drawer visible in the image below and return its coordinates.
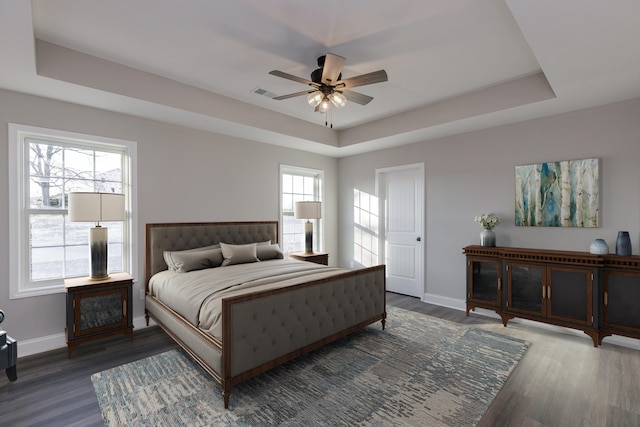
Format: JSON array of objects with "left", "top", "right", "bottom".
[{"left": 289, "top": 252, "right": 329, "bottom": 265}]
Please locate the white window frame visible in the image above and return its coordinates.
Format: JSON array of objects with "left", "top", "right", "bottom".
[
  {"left": 279, "top": 164, "right": 324, "bottom": 254},
  {"left": 8, "top": 123, "right": 137, "bottom": 299}
]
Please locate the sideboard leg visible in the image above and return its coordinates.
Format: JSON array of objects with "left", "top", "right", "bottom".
[
  {"left": 597, "top": 331, "right": 612, "bottom": 346},
  {"left": 498, "top": 312, "right": 515, "bottom": 327},
  {"left": 584, "top": 329, "right": 600, "bottom": 347}
]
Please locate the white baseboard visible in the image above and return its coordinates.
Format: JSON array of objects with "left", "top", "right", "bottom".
[
  {"left": 17, "top": 332, "right": 67, "bottom": 358},
  {"left": 16, "top": 315, "right": 155, "bottom": 358},
  {"left": 422, "top": 293, "right": 466, "bottom": 311},
  {"left": 600, "top": 334, "right": 640, "bottom": 350}
]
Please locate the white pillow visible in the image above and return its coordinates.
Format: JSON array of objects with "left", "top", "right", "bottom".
[{"left": 220, "top": 242, "right": 259, "bottom": 266}]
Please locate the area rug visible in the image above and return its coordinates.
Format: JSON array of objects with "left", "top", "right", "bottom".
[{"left": 92, "top": 306, "right": 528, "bottom": 426}]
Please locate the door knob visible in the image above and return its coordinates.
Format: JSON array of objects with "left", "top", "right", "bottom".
[{"left": 416, "top": 237, "right": 421, "bottom": 242}]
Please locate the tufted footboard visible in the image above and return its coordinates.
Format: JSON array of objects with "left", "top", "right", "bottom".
[{"left": 221, "top": 264, "right": 386, "bottom": 407}]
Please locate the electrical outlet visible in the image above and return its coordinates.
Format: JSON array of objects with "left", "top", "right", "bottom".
[{"left": 139, "top": 289, "right": 145, "bottom": 300}]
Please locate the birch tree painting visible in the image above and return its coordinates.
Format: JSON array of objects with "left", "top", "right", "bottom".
[{"left": 515, "top": 158, "right": 599, "bottom": 227}]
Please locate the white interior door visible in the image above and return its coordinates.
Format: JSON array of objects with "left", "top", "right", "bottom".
[{"left": 378, "top": 165, "right": 424, "bottom": 298}]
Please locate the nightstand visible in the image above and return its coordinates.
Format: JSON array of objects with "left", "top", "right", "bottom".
[
  {"left": 64, "top": 272, "right": 134, "bottom": 358},
  {"left": 288, "top": 251, "right": 329, "bottom": 265}
]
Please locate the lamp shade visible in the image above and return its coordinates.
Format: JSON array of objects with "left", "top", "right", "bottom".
[
  {"left": 68, "top": 192, "right": 125, "bottom": 223},
  {"left": 294, "top": 201, "right": 321, "bottom": 220}
]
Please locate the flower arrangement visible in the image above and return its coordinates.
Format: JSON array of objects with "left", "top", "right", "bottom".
[{"left": 474, "top": 213, "right": 500, "bottom": 230}]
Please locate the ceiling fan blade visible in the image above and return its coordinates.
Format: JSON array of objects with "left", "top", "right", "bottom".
[
  {"left": 273, "top": 90, "right": 315, "bottom": 100},
  {"left": 321, "top": 53, "right": 346, "bottom": 85},
  {"left": 269, "top": 70, "right": 317, "bottom": 87},
  {"left": 342, "top": 89, "right": 374, "bottom": 105},
  {"left": 337, "top": 70, "right": 388, "bottom": 89}
]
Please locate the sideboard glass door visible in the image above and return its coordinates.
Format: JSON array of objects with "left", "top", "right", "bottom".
[
  {"left": 507, "top": 263, "right": 544, "bottom": 316},
  {"left": 468, "top": 258, "right": 501, "bottom": 308}
]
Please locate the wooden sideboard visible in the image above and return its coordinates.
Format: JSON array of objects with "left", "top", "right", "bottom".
[{"left": 464, "top": 246, "right": 640, "bottom": 347}]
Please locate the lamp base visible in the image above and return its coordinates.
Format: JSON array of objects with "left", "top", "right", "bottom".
[
  {"left": 90, "top": 227, "right": 109, "bottom": 280},
  {"left": 304, "top": 221, "right": 313, "bottom": 254}
]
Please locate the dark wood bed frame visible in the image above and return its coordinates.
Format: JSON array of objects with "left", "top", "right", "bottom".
[{"left": 144, "top": 221, "right": 386, "bottom": 408}]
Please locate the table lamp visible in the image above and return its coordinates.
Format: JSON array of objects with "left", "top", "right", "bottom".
[
  {"left": 294, "top": 201, "right": 321, "bottom": 253},
  {"left": 68, "top": 192, "right": 125, "bottom": 280}
]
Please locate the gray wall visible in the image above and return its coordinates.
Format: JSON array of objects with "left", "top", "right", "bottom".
[
  {"left": 338, "top": 98, "right": 640, "bottom": 307},
  {"left": 0, "top": 89, "right": 338, "bottom": 355},
  {"left": 2, "top": 86, "right": 639, "bottom": 355}
]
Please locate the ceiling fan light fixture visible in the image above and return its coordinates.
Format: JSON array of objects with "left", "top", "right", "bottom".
[
  {"left": 318, "top": 97, "right": 331, "bottom": 113},
  {"left": 307, "top": 91, "right": 323, "bottom": 107},
  {"left": 329, "top": 92, "right": 347, "bottom": 109},
  {"left": 270, "top": 53, "right": 388, "bottom": 124}
]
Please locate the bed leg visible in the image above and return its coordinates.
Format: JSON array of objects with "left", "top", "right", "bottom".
[
  {"left": 223, "top": 389, "right": 230, "bottom": 409},
  {"left": 381, "top": 318, "right": 386, "bottom": 330},
  {"left": 145, "top": 314, "right": 150, "bottom": 327}
]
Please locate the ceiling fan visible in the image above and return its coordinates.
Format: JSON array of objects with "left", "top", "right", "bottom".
[{"left": 269, "top": 54, "right": 388, "bottom": 118}]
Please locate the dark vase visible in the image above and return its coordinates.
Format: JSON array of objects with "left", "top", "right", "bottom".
[{"left": 615, "top": 231, "right": 632, "bottom": 256}]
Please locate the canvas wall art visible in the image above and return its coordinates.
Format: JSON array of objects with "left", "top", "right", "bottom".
[{"left": 515, "top": 158, "right": 600, "bottom": 227}]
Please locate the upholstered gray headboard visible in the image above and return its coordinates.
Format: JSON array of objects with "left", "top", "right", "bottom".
[{"left": 145, "top": 221, "right": 279, "bottom": 287}]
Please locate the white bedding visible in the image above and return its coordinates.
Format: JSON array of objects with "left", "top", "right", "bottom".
[{"left": 149, "top": 259, "right": 346, "bottom": 340}]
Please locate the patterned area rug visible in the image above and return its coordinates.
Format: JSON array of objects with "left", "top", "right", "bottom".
[{"left": 92, "top": 307, "right": 528, "bottom": 426}]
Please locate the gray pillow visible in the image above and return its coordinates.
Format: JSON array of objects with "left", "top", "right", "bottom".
[
  {"left": 163, "top": 244, "right": 221, "bottom": 271},
  {"left": 257, "top": 244, "right": 284, "bottom": 261},
  {"left": 164, "top": 247, "right": 224, "bottom": 272},
  {"left": 220, "top": 242, "right": 259, "bottom": 266}
]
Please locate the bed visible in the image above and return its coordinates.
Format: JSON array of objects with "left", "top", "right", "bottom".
[{"left": 144, "top": 221, "right": 386, "bottom": 408}]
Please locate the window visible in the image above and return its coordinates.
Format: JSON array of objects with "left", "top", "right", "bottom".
[
  {"left": 9, "top": 124, "right": 136, "bottom": 298},
  {"left": 280, "top": 165, "right": 323, "bottom": 254},
  {"left": 353, "top": 188, "right": 380, "bottom": 267}
]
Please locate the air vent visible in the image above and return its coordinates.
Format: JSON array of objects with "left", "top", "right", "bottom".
[{"left": 252, "top": 87, "right": 276, "bottom": 98}]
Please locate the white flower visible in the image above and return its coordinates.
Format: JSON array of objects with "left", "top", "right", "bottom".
[{"left": 474, "top": 213, "right": 500, "bottom": 230}]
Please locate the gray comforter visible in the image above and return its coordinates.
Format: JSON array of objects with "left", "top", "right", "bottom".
[{"left": 149, "top": 259, "right": 345, "bottom": 340}]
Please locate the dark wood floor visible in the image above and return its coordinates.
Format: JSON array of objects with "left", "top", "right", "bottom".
[
  {"left": 0, "top": 325, "right": 177, "bottom": 427},
  {"left": 388, "top": 293, "right": 640, "bottom": 427},
  {"left": 1, "top": 293, "right": 639, "bottom": 426}
]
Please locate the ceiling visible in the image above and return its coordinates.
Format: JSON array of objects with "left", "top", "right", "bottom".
[{"left": 1, "top": 1, "right": 638, "bottom": 157}]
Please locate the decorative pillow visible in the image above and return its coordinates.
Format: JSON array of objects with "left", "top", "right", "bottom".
[
  {"left": 220, "top": 242, "right": 259, "bottom": 266},
  {"left": 257, "top": 244, "right": 284, "bottom": 261},
  {"left": 163, "top": 244, "right": 221, "bottom": 271},
  {"left": 164, "top": 247, "right": 224, "bottom": 272}
]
